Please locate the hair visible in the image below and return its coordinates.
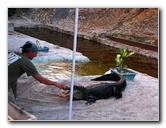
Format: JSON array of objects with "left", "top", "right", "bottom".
[{"left": 21, "top": 41, "right": 38, "bottom": 53}]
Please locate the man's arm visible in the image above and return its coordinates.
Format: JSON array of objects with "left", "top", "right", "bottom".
[{"left": 33, "top": 74, "right": 64, "bottom": 89}]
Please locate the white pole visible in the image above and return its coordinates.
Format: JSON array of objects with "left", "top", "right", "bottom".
[{"left": 69, "top": 8, "right": 79, "bottom": 120}]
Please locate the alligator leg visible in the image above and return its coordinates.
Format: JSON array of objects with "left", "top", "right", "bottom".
[
  {"left": 86, "top": 95, "right": 97, "bottom": 105},
  {"left": 113, "top": 87, "right": 122, "bottom": 99}
]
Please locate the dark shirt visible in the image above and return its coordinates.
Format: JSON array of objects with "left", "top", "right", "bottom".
[{"left": 8, "top": 52, "right": 38, "bottom": 85}]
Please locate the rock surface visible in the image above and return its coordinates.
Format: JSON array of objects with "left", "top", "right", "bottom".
[
  {"left": 16, "top": 72, "right": 159, "bottom": 121},
  {"left": 8, "top": 8, "right": 158, "bottom": 59}
]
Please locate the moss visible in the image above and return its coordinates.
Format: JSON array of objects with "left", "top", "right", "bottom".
[
  {"left": 112, "top": 31, "right": 119, "bottom": 37},
  {"left": 124, "top": 8, "right": 131, "bottom": 13},
  {"left": 125, "top": 35, "right": 137, "bottom": 41}
]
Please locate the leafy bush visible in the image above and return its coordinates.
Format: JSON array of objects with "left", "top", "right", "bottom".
[{"left": 115, "top": 48, "right": 135, "bottom": 73}]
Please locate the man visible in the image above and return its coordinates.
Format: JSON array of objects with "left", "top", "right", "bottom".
[{"left": 8, "top": 41, "right": 65, "bottom": 104}]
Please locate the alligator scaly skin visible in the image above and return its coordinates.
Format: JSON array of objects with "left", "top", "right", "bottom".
[{"left": 73, "top": 73, "right": 126, "bottom": 105}]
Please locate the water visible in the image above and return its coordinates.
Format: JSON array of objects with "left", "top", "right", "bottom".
[{"left": 15, "top": 27, "right": 158, "bottom": 78}]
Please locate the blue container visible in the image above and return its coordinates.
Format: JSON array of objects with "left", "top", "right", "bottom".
[
  {"left": 110, "top": 68, "right": 137, "bottom": 81},
  {"left": 38, "top": 46, "right": 49, "bottom": 52}
]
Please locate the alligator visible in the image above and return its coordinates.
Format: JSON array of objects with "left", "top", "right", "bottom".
[{"left": 65, "top": 72, "right": 127, "bottom": 105}]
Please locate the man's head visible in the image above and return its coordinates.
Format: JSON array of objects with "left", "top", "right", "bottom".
[{"left": 20, "top": 41, "right": 38, "bottom": 60}]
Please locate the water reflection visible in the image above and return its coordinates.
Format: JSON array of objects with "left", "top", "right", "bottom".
[{"left": 15, "top": 27, "right": 158, "bottom": 78}]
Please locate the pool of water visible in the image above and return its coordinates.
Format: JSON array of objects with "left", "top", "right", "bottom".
[{"left": 15, "top": 27, "right": 158, "bottom": 78}]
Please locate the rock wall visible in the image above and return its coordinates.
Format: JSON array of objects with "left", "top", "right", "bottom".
[{"left": 8, "top": 8, "right": 158, "bottom": 46}]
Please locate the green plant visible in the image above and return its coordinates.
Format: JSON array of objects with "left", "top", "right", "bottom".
[
  {"left": 36, "top": 40, "right": 41, "bottom": 48},
  {"left": 124, "top": 8, "right": 131, "bottom": 13},
  {"left": 115, "top": 48, "right": 135, "bottom": 73},
  {"left": 125, "top": 35, "right": 137, "bottom": 41},
  {"left": 112, "top": 31, "right": 119, "bottom": 37}
]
